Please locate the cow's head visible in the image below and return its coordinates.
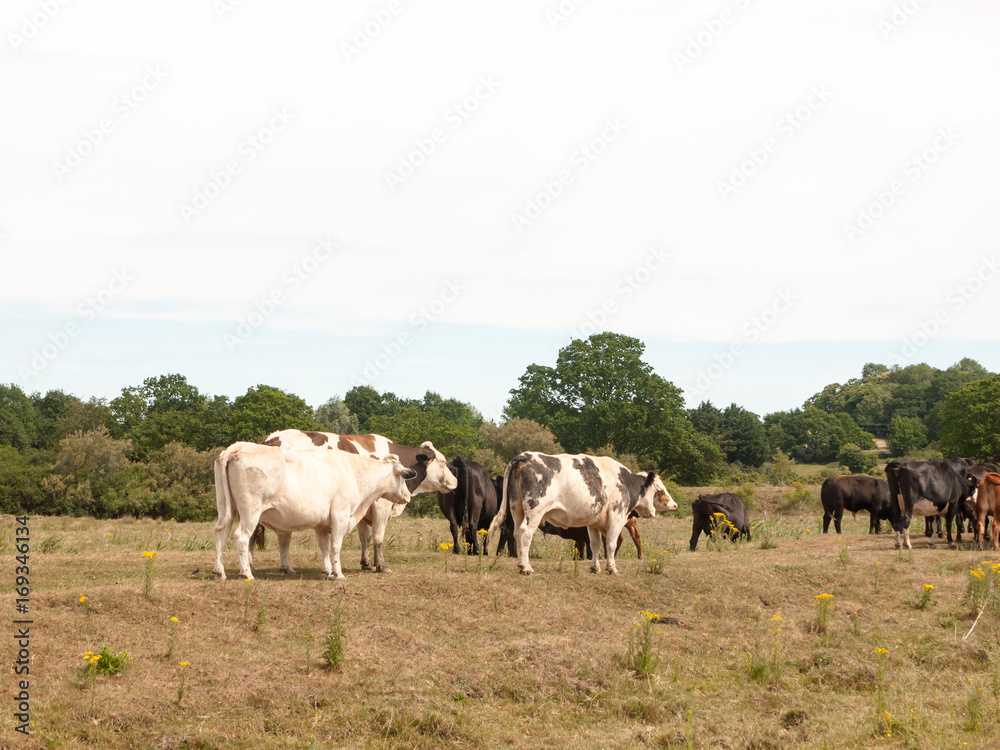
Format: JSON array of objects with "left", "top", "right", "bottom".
[
  {"left": 413, "top": 441, "right": 458, "bottom": 494},
  {"left": 382, "top": 454, "right": 417, "bottom": 505},
  {"left": 633, "top": 472, "right": 678, "bottom": 517}
]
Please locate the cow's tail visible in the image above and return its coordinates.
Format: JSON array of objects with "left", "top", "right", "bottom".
[
  {"left": 213, "top": 446, "right": 239, "bottom": 534},
  {"left": 487, "top": 456, "right": 522, "bottom": 553},
  {"left": 456, "top": 456, "right": 471, "bottom": 549}
]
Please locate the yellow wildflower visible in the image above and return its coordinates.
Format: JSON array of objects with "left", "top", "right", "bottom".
[
  {"left": 924, "top": 584, "right": 934, "bottom": 591},
  {"left": 79, "top": 595, "right": 87, "bottom": 603},
  {"left": 170, "top": 617, "right": 180, "bottom": 623},
  {"left": 179, "top": 661, "right": 190, "bottom": 667},
  {"left": 875, "top": 647, "right": 889, "bottom": 654},
  {"left": 142, "top": 550, "right": 157, "bottom": 559}
]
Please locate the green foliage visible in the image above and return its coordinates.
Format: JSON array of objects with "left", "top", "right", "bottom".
[
  {"left": 505, "top": 333, "right": 722, "bottom": 484},
  {"left": 0, "top": 384, "right": 38, "bottom": 450},
  {"left": 765, "top": 407, "right": 875, "bottom": 463},
  {"left": 690, "top": 402, "right": 768, "bottom": 467},
  {"left": 625, "top": 611, "right": 661, "bottom": 678},
  {"left": 225, "top": 384, "right": 319, "bottom": 443},
  {"left": 941, "top": 375, "right": 1000, "bottom": 463},
  {"left": 81, "top": 646, "right": 131, "bottom": 677},
  {"left": 887, "top": 414, "right": 928, "bottom": 456},
  {"left": 479, "top": 418, "right": 563, "bottom": 464},
  {"left": 314, "top": 396, "right": 360, "bottom": 434},
  {"left": 322, "top": 609, "right": 347, "bottom": 669},
  {"left": 0, "top": 446, "right": 51, "bottom": 514},
  {"left": 836, "top": 443, "right": 878, "bottom": 474},
  {"left": 762, "top": 449, "right": 799, "bottom": 486},
  {"left": 369, "top": 405, "right": 480, "bottom": 458}
]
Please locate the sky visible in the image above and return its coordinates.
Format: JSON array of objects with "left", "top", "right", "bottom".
[{"left": 2, "top": 0, "right": 999, "bottom": 423}]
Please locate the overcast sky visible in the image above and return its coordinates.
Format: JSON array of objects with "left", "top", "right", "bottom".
[{"left": 3, "top": 0, "right": 998, "bottom": 422}]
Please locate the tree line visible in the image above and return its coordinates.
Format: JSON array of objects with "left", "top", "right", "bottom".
[{"left": 1, "top": 333, "right": 997, "bottom": 520}]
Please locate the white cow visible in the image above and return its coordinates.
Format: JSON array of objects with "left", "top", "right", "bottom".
[
  {"left": 213, "top": 442, "right": 415, "bottom": 581},
  {"left": 486, "top": 451, "right": 677, "bottom": 575},
  {"left": 260, "top": 430, "right": 457, "bottom": 573}
]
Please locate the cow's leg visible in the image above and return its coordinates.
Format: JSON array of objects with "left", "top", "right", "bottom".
[
  {"left": 947, "top": 506, "right": 959, "bottom": 548},
  {"left": 976, "top": 512, "right": 986, "bottom": 551},
  {"left": 369, "top": 500, "right": 394, "bottom": 573},
  {"left": 276, "top": 532, "right": 295, "bottom": 575},
  {"left": 622, "top": 517, "right": 642, "bottom": 559},
  {"left": 213, "top": 514, "right": 233, "bottom": 580},
  {"left": 357, "top": 518, "right": 373, "bottom": 570},
  {"left": 834, "top": 507, "right": 844, "bottom": 535},
  {"left": 447, "top": 512, "right": 461, "bottom": 554},
  {"left": 992, "top": 512, "right": 1000, "bottom": 552},
  {"left": 603, "top": 520, "right": 625, "bottom": 575},
  {"left": 689, "top": 524, "right": 702, "bottom": 552},
  {"left": 233, "top": 516, "right": 260, "bottom": 581},
  {"left": 327, "top": 517, "right": 349, "bottom": 580},
  {"left": 822, "top": 509, "right": 832, "bottom": 534},
  {"left": 586, "top": 527, "right": 604, "bottom": 574},
  {"left": 515, "top": 513, "right": 537, "bottom": 575},
  {"left": 468, "top": 500, "right": 483, "bottom": 556},
  {"left": 314, "top": 529, "right": 337, "bottom": 579}
]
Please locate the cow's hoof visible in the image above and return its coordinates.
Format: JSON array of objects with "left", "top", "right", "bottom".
[
  {"left": 279, "top": 567, "right": 295, "bottom": 576},
  {"left": 360, "top": 561, "right": 373, "bottom": 571},
  {"left": 894, "top": 544, "right": 901, "bottom": 550},
  {"left": 518, "top": 567, "right": 533, "bottom": 576},
  {"left": 949, "top": 542, "right": 957, "bottom": 549},
  {"left": 214, "top": 571, "right": 225, "bottom": 580},
  {"left": 606, "top": 568, "right": 618, "bottom": 576},
  {"left": 375, "top": 566, "right": 393, "bottom": 574}
]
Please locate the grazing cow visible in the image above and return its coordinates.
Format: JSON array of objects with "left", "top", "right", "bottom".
[
  {"left": 260, "top": 430, "right": 457, "bottom": 573},
  {"left": 885, "top": 459, "right": 971, "bottom": 549},
  {"left": 970, "top": 473, "right": 1000, "bottom": 551},
  {"left": 538, "top": 513, "right": 643, "bottom": 561},
  {"left": 486, "top": 452, "right": 677, "bottom": 575},
  {"left": 689, "top": 493, "right": 751, "bottom": 551},
  {"left": 437, "top": 456, "right": 510, "bottom": 555},
  {"left": 213, "top": 443, "right": 414, "bottom": 580},
  {"left": 821, "top": 475, "right": 892, "bottom": 534}
]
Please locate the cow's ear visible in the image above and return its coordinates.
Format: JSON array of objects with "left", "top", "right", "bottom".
[
  {"left": 416, "top": 452, "right": 431, "bottom": 464},
  {"left": 643, "top": 472, "right": 657, "bottom": 489}
]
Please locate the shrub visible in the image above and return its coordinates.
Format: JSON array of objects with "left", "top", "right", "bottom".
[{"left": 836, "top": 443, "right": 878, "bottom": 474}]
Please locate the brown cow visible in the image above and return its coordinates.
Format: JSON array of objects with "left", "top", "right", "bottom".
[{"left": 971, "top": 472, "right": 1000, "bottom": 551}]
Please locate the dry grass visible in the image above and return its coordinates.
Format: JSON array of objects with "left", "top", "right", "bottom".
[{"left": 8, "top": 502, "right": 1000, "bottom": 749}]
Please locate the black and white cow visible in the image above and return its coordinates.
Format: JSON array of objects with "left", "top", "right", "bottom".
[
  {"left": 485, "top": 452, "right": 677, "bottom": 575},
  {"left": 821, "top": 475, "right": 892, "bottom": 534},
  {"left": 885, "top": 458, "right": 972, "bottom": 549}
]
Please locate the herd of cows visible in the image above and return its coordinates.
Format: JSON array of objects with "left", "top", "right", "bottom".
[{"left": 210, "top": 429, "right": 1000, "bottom": 581}]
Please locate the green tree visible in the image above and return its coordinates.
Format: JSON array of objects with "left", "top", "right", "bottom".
[
  {"left": 862, "top": 362, "right": 889, "bottom": 379},
  {"left": 941, "top": 376, "right": 1000, "bottom": 463},
  {"left": 0, "top": 384, "right": 38, "bottom": 451},
  {"left": 505, "top": 333, "right": 720, "bottom": 483},
  {"left": 367, "top": 406, "right": 479, "bottom": 458},
  {"left": 479, "top": 418, "right": 564, "bottom": 464},
  {"left": 315, "top": 396, "right": 360, "bottom": 434},
  {"left": 887, "top": 414, "right": 928, "bottom": 456},
  {"left": 719, "top": 404, "right": 768, "bottom": 467},
  {"left": 225, "top": 385, "right": 320, "bottom": 443}
]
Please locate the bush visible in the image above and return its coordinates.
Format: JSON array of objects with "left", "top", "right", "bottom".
[
  {"left": 836, "top": 443, "right": 878, "bottom": 474},
  {"left": 763, "top": 450, "right": 799, "bottom": 486},
  {"left": 888, "top": 415, "right": 929, "bottom": 456}
]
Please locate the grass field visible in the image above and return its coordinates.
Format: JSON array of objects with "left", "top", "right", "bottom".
[{"left": 7, "top": 493, "right": 1000, "bottom": 750}]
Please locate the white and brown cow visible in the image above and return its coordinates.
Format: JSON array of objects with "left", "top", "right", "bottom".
[
  {"left": 486, "top": 452, "right": 677, "bottom": 575},
  {"left": 213, "top": 443, "right": 415, "bottom": 580},
  {"left": 260, "top": 430, "right": 457, "bottom": 573}
]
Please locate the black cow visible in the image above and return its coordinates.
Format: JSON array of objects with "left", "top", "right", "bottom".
[
  {"left": 493, "top": 475, "right": 517, "bottom": 557},
  {"left": 689, "top": 493, "right": 751, "bottom": 551},
  {"left": 886, "top": 458, "right": 972, "bottom": 549},
  {"left": 539, "top": 512, "right": 643, "bottom": 560},
  {"left": 821, "top": 475, "right": 891, "bottom": 534},
  {"left": 438, "top": 457, "right": 516, "bottom": 556}
]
